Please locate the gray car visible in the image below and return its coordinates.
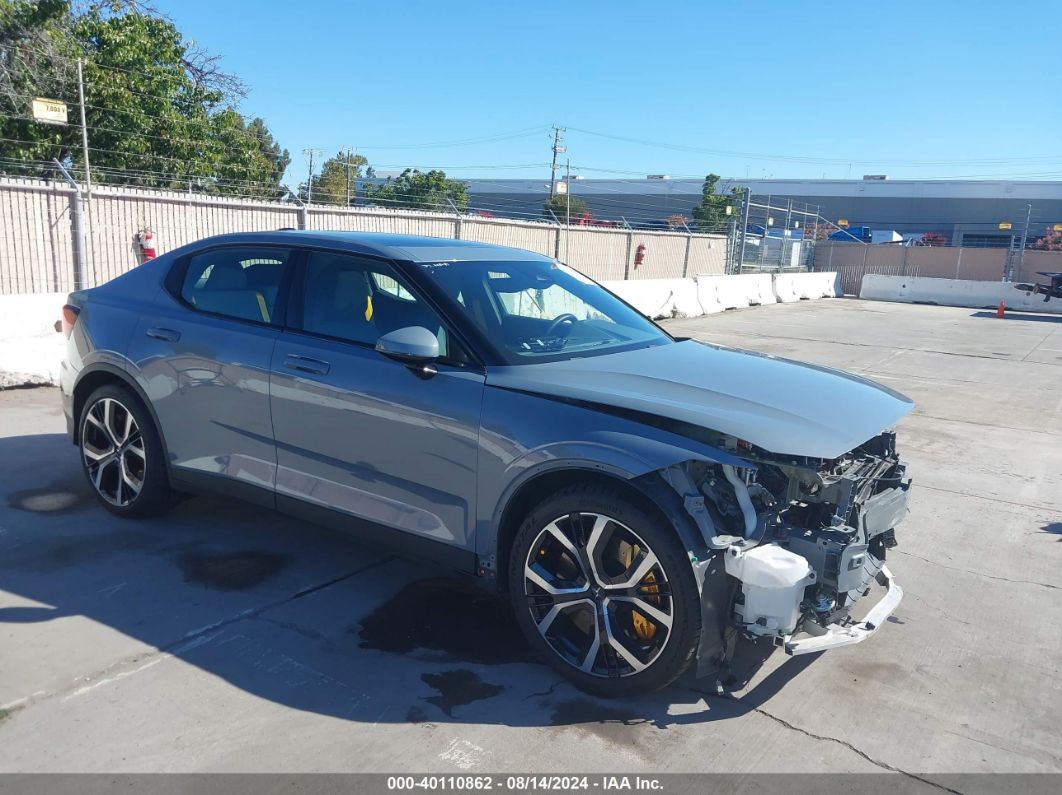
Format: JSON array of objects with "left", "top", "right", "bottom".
[{"left": 60, "top": 231, "right": 913, "bottom": 697}]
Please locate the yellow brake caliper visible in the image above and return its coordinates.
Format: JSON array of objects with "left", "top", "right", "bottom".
[{"left": 624, "top": 544, "right": 660, "bottom": 641}]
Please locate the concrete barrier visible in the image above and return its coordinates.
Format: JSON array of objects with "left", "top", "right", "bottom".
[
  {"left": 693, "top": 277, "right": 726, "bottom": 315},
  {"left": 774, "top": 272, "right": 841, "bottom": 302},
  {"left": 603, "top": 278, "right": 702, "bottom": 319},
  {"left": 605, "top": 273, "right": 839, "bottom": 319},
  {"left": 860, "top": 274, "right": 1062, "bottom": 314},
  {"left": 0, "top": 291, "right": 67, "bottom": 388}
]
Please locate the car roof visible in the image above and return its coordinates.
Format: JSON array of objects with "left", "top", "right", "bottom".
[{"left": 186, "top": 230, "right": 555, "bottom": 263}]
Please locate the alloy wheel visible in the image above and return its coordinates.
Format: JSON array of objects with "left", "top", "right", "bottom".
[
  {"left": 523, "top": 512, "right": 674, "bottom": 678},
  {"left": 81, "top": 397, "right": 146, "bottom": 507}
]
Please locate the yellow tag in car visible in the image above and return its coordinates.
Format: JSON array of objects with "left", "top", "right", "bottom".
[{"left": 365, "top": 295, "right": 373, "bottom": 321}]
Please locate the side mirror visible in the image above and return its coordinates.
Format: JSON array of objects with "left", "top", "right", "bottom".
[{"left": 375, "top": 326, "right": 440, "bottom": 364}]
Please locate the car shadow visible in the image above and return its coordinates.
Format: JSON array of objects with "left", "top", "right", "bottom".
[
  {"left": 1042, "top": 521, "right": 1062, "bottom": 541},
  {"left": 0, "top": 431, "right": 815, "bottom": 731},
  {"left": 970, "top": 310, "right": 1062, "bottom": 323}
]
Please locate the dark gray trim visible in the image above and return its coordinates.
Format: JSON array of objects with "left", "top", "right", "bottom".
[{"left": 276, "top": 494, "right": 478, "bottom": 576}]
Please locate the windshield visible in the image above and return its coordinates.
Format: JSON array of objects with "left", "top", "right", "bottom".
[{"left": 416, "top": 259, "right": 671, "bottom": 363}]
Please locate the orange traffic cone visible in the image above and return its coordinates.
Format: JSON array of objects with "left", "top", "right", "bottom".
[{"left": 996, "top": 300, "right": 1005, "bottom": 318}]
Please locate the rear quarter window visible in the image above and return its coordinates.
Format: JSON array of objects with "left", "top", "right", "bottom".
[{"left": 177, "top": 247, "right": 291, "bottom": 325}]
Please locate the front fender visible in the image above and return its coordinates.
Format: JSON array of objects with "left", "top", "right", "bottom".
[{"left": 476, "top": 386, "right": 748, "bottom": 559}]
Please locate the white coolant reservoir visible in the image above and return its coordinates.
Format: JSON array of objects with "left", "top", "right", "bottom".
[{"left": 724, "top": 543, "right": 816, "bottom": 636}]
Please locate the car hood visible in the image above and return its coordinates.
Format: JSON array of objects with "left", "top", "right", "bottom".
[{"left": 486, "top": 339, "right": 914, "bottom": 459}]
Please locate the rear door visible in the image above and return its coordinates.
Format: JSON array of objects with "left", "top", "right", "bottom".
[
  {"left": 128, "top": 245, "right": 294, "bottom": 504},
  {"left": 269, "top": 249, "right": 485, "bottom": 557}
]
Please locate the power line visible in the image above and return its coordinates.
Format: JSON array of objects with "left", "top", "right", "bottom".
[{"left": 567, "top": 126, "right": 1062, "bottom": 168}]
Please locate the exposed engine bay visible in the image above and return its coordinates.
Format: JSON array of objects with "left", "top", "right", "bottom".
[{"left": 663, "top": 430, "right": 910, "bottom": 675}]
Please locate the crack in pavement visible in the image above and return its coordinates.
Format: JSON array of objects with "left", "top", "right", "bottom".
[
  {"left": 688, "top": 687, "right": 964, "bottom": 794},
  {"left": 913, "top": 482, "right": 1059, "bottom": 515},
  {"left": 894, "top": 549, "right": 1059, "bottom": 591},
  {"left": 0, "top": 556, "right": 394, "bottom": 713}
]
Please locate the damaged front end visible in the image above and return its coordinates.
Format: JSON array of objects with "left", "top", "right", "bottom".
[{"left": 662, "top": 430, "right": 911, "bottom": 678}]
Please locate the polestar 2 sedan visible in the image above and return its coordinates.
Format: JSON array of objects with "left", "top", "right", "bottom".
[{"left": 60, "top": 231, "right": 912, "bottom": 696}]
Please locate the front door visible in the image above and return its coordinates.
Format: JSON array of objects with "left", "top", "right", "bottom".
[{"left": 269, "top": 249, "right": 484, "bottom": 556}]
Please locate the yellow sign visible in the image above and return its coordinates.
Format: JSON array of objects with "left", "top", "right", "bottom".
[
  {"left": 31, "top": 98, "right": 68, "bottom": 126},
  {"left": 837, "top": 218, "right": 849, "bottom": 228},
  {"left": 998, "top": 222, "right": 1012, "bottom": 230}
]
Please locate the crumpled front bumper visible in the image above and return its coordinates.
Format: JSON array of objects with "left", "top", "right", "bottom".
[{"left": 784, "top": 564, "right": 903, "bottom": 655}]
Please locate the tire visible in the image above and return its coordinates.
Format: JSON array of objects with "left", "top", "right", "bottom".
[
  {"left": 508, "top": 482, "right": 700, "bottom": 697},
  {"left": 78, "top": 383, "right": 172, "bottom": 518}
]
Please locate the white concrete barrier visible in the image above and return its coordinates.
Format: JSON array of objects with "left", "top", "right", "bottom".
[
  {"left": 773, "top": 272, "right": 841, "bottom": 302},
  {"left": 605, "top": 273, "right": 839, "bottom": 319},
  {"left": 860, "top": 274, "right": 1062, "bottom": 314},
  {"left": 693, "top": 277, "right": 726, "bottom": 315},
  {"left": 603, "top": 278, "right": 701, "bottom": 319},
  {"left": 0, "top": 292, "right": 67, "bottom": 388}
]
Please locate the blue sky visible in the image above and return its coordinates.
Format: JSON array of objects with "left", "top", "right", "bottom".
[{"left": 157, "top": 0, "right": 1062, "bottom": 183}]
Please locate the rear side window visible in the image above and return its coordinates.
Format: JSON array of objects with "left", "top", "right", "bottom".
[{"left": 180, "top": 247, "right": 291, "bottom": 324}]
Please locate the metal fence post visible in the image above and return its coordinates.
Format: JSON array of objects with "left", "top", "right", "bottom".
[
  {"left": 624, "top": 230, "right": 633, "bottom": 280},
  {"left": 737, "top": 188, "right": 751, "bottom": 273},
  {"left": 682, "top": 225, "right": 693, "bottom": 278},
  {"left": 53, "top": 159, "right": 87, "bottom": 290},
  {"left": 284, "top": 186, "right": 307, "bottom": 230},
  {"left": 447, "top": 199, "right": 462, "bottom": 239},
  {"left": 548, "top": 210, "right": 562, "bottom": 260}
]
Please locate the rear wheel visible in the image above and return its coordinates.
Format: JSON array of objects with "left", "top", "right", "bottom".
[
  {"left": 508, "top": 482, "right": 700, "bottom": 697},
  {"left": 79, "top": 384, "right": 172, "bottom": 518}
]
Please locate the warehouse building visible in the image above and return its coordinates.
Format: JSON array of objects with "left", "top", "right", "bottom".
[{"left": 458, "top": 176, "right": 1062, "bottom": 247}]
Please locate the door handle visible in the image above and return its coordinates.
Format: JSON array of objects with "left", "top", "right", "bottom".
[
  {"left": 283, "top": 354, "right": 330, "bottom": 376},
  {"left": 146, "top": 327, "right": 181, "bottom": 342}
]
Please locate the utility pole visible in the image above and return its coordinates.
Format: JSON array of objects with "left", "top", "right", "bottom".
[
  {"left": 303, "top": 148, "right": 321, "bottom": 204},
  {"left": 549, "top": 127, "right": 565, "bottom": 196},
  {"left": 76, "top": 58, "right": 91, "bottom": 197},
  {"left": 343, "top": 146, "right": 354, "bottom": 207}
]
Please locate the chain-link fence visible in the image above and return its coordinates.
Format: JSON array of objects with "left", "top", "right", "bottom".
[
  {"left": 729, "top": 194, "right": 822, "bottom": 273},
  {"left": 812, "top": 241, "right": 1062, "bottom": 295}
]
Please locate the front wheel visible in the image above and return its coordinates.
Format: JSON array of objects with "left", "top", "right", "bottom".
[{"left": 508, "top": 483, "right": 701, "bottom": 697}]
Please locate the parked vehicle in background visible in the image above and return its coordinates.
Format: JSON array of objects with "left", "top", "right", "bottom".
[{"left": 59, "top": 231, "right": 913, "bottom": 696}]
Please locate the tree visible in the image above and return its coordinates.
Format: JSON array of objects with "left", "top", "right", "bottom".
[
  {"left": 543, "top": 192, "right": 588, "bottom": 223},
  {"left": 0, "top": 1, "right": 288, "bottom": 197},
  {"left": 1030, "top": 228, "right": 1062, "bottom": 251},
  {"left": 690, "top": 174, "right": 740, "bottom": 233},
  {"left": 364, "top": 168, "right": 468, "bottom": 211},
  {"left": 309, "top": 150, "right": 368, "bottom": 205}
]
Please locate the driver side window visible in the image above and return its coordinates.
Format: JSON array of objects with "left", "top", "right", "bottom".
[{"left": 299, "top": 252, "right": 455, "bottom": 359}]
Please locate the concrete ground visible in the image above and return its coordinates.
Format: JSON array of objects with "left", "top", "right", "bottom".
[{"left": 0, "top": 299, "right": 1059, "bottom": 780}]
